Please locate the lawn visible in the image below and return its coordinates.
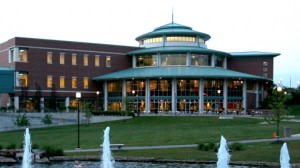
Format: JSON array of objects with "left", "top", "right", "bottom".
[{"left": 0, "top": 116, "right": 299, "bottom": 163}]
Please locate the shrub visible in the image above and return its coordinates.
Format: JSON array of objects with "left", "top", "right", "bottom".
[
  {"left": 32, "top": 143, "right": 39, "bottom": 149},
  {"left": 229, "top": 142, "right": 244, "bottom": 151},
  {"left": 6, "top": 143, "right": 17, "bottom": 149},
  {"left": 0, "top": 144, "right": 3, "bottom": 150},
  {"left": 14, "top": 113, "right": 30, "bottom": 129},
  {"left": 198, "top": 143, "right": 205, "bottom": 150},
  {"left": 41, "top": 114, "right": 53, "bottom": 126},
  {"left": 208, "top": 142, "right": 216, "bottom": 150},
  {"left": 42, "top": 145, "right": 64, "bottom": 156}
]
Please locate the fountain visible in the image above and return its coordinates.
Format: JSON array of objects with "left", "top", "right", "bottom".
[
  {"left": 280, "top": 142, "right": 291, "bottom": 168},
  {"left": 22, "top": 128, "right": 32, "bottom": 168},
  {"left": 101, "top": 127, "right": 114, "bottom": 168},
  {"left": 217, "top": 135, "right": 230, "bottom": 168}
]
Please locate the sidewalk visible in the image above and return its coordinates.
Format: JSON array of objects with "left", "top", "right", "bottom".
[{"left": 64, "top": 135, "right": 300, "bottom": 153}]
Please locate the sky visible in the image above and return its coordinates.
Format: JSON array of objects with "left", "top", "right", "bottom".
[{"left": 1, "top": 0, "right": 300, "bottom": 87}]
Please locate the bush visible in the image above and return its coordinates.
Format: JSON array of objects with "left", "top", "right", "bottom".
[
  {"left": 6, "top": 143, "right": 17, "bottom": 149},
  {"left": 198, "top": 143, "right": 205, "bottom": 150},
  {"left": 229, "top": 142, "right": 244, "bottom": 151},
  {"left": 198, "top": 142, "right": 217, "bottom": 152},
  {"left": 0, "top": 144, "right": 3, "bottom": 150},
  {"left": 42, "top": 145, "right": 64, "bottom": 157},
  {"left": 41, "top": 114, "right": 53, "bottom": 125},
  {"left": 32, "top": 143, "right": 39, "bottom": 149}
]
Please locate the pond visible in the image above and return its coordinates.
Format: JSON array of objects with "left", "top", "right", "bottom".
[{"left": 0, "top": 161, "right": 269, "bottom": 168}]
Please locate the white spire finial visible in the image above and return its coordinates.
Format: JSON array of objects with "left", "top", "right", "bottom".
[{"left": 172, "top": 7, "right": 174, "bottom": 23}]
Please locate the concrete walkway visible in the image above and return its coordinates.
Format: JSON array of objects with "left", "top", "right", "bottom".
[{"left": 64, "top": 135, "right": 300, "bottom": 153}]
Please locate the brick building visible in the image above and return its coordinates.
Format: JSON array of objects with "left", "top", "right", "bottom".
[{"left": 0, "top": 22, "right": 279, "bottom": 113}]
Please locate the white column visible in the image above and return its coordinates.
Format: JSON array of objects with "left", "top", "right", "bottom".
[
  {"left": 145, "top": 79, "right": 150, "bottom": 113},
  {"left": 14, "top": 96, "right": 19, "bottom": 112},
  {"left": 211, "top": 54, "right": 215, "bottom": 67},
  {"left": 132, "top": 55, "right": 136, "bottom": 68},
  {"left": 199, "top": 79, "right": 204, "bottom": 113},
  {"left": 223, "top": 57, "right": 227, "bottom": 69},
  {"left": 223, "top": 79, "right": 228, "bottom": 114},
  {"left": 242, "top": 81, "right": 247, "bottom": 113},
  {"left": 65, "top": 97, "right": 69, "bottom": 112},
  {"left": 104, "top": 81, "right": 108, "bottom": 111},
  {"left": 255, "top": 82, "right": 259, "bottom": 108},
  {"left": 15, "top": 71, "right": 20, "bottom": 86},
  {"left": 122, "top": 79, "right": 126, "bottom": 111},
  {"left": 41, "top": 97, "right": 45, "bottom": 113},
  {"left": 172, "top": 78, "right": 177, "bottom": 112}
]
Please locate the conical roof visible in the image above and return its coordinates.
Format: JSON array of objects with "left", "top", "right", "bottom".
[{"left": 135, "top": 22, "right": 211, "bottom": 41}]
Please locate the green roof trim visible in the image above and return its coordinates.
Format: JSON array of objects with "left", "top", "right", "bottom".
[
  {"left": 128, "top": 46, "right": 229, "bottom": 56},
  {"left": 229, "top": 51, "right": 280, "bottom": 57},
  {"left": 136, "top": 22, "right": 211, "bottom": 41},
  {"left": 93, "top": 66, "right": 271, "bottom": 81}
]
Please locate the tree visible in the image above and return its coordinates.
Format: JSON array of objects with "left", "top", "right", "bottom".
[
  {"left": 14, "top": 113, "right": 31, "bottom": 130},
  {"left": 265, "top": 86, "right": 287, "bottom": 142},
  {"left": 33, "top": 83, "right": 43, "bottom": 112}
]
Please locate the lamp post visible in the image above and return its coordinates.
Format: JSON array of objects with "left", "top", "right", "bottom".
[
  {"left": 96, "top": 91, "right": 99, "bottom": 110},
  {"left": 276, "top": 86, "right": 282, "bottom": 142},
  {"left": 75, "top": 92, "right": 81, "bottom": 149},
  {"left": 217, "top": 89, "right": 221, "bottom": 114}
]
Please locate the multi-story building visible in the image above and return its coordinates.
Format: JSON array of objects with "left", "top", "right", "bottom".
[
  {"left": 0, "top": 22, "right": 279, "bottom": 114},
  {"left": 0, "top": 37, "right": 139, "bottom": 112}
]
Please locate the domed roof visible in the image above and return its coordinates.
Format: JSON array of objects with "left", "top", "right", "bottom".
[{"left": 136, "top": 22, "right": 211, "bottom": 41}]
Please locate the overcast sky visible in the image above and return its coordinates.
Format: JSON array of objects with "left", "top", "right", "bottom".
[{"left": 1, "top": 0, "right": 299, "bottom": 87}]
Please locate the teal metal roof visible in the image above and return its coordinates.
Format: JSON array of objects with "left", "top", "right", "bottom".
[
  {"left": 136, "top": 23, "right": 211, "bottom": 41},
  {"left": 93, "top": 66, "right": 270, "bottom": 81},
  {"left": 128, "top": 46, "right": 229, "bottom": 56},
  {"left": 0, "top": 67, "right": 14, "bottom": 93},
  {"left": 229, "top": 51, "right": 280, "bottom": 57}
]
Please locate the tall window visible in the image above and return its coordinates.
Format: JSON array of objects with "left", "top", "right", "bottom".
[
  {"left": 19, "top": 72, "right": 28, "bottom": 87},
  {"left": 47, "top": 76, "right": 53, "bottom": 88},
  {"left": 83, "top": 77, "right": 88, "bottom": 89},
  {"left": 18, "top": 49, "right": 28, "bottom": 62},
  {"left": 60, "top": 53, "right": 65, "bottom": 64},
  {"left": 215, "top": 55, "right": 224, "bottom": 68},
  {"left": 191, "top": 54, "right": 211, "bottom": 66},
  {"left": 108, "top": 81, "right": 122, "bottom": 97},
  {"left": 47, "top": 52, "right": 53, "bottom": 64},
  {"left": 84, "top": 54, "right": 89, "bottom": 66},
  {"left": 136, "top": 55, "right": 157, "bottom": 67},
  {"left": 60, "top": 76, "right": 65, "bottom": 88},
  {"left": 106, "top": 56, "right": 111, "bottom": 67},
  {"left": 72, "top": 53, "right": 77, "bottom": 65},
  {"left": 72, "top": 77, "right": 77, "bottom": 88},
  {"left": 95, "top": 55, "right": 100, "bottom": 66},
  {"left": 161, "top": 54, "right": 186, "bottom": 66}
]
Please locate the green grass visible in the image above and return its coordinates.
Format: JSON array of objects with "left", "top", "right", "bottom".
[{"left": 0, "top": 116, "right": 299, "bottom": 163}]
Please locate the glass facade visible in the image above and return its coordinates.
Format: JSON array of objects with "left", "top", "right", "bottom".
[
  {"left": 150, "top": 79, "right": 172, "bottom": 112},
  {"left": 136, "top": 55, "right": 157, "bottom": 67},
  {"left": 191, "top": 54, "right": 211, "bottom": 66},
  {"left": 161, "top": 53, "right": 186, "bottom": 66},
  {"left": 204, "top": 80, "right": 223, "bottom": 112},
  {"left": 142, "top": 37, "right": 163, "bottom": 44},
  {"left": 166, "top": 36, "right": 195, "bottom": 42},
  {"left": 215, "top": 55, "right": 224, "bottom": 67}
]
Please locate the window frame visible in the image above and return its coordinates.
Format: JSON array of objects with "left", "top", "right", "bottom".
[{"left": 47, "top": 52, "right": 53, "bottom": 64}]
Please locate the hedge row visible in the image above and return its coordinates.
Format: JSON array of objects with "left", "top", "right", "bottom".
[{"left": 91, "top": 110, "right": 135, "bottom": 117}]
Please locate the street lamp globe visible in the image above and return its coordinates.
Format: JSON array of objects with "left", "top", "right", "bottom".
[{"left": 277, "top": 86, "right": 282, "bottom": 92}]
